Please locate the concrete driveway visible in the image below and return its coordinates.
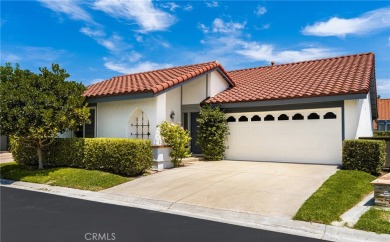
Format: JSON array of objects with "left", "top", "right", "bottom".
[
  {"left": 0, "top": 152, "right": 13, "bottom": 164},
  {"left": 102, "top": 160, "right": 338, "bottom": 219}
]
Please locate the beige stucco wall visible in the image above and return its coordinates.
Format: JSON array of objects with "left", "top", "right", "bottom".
[
  {"left": 344, "top": 92, "right": 373, "bottom": 139},
  {"left": 209, "top": 71, "right": 230, "bottom": 97},
  {"left": 182, "top": 75, "right": 207, "bottom": 105},
  {"left": 97, "top": 98, "right": 157, "bottom": 143}
]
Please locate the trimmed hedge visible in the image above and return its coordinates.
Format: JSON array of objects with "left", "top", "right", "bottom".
[
  {"left": 374, "top": 131, "right": 390, "bottom": 137},
  {"left": 10, "top": 137, "right": 153, "bottom": 176},
  {"left": 196, "top": 105, "right": 229, "bottom": 161},
  {"left": 342, "top": 139, "right": 386, "bottom": 174}
]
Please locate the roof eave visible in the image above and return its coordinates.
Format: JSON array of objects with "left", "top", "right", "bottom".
[
  {"left": 210, "top": 93, "right": 368, "bottom": 108},
  {"left": 86, "top": 91, "right": 154, "bottom": 103}
]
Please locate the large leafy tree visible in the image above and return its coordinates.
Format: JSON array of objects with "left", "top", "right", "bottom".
[{"left": 0, "top": 63, "right": 90, "bottom": 169}]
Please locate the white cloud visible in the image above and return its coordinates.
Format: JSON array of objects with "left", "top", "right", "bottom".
[
  {"left": 38, "top": 0, "right": 95, "bottom": 24},
  {"left": 94, "top": 0, "right": 175, "bottom": 32},
  {"left": 97, "top": 34, "right": 130, "bottom": 52},
  {"left": 237, "top": 42, "right": 338, "bottom": 63},
  {"left": 302, "top": 7, "right": 390, "bottom": 37},
  {"left": 80, "top": 27, "right": 105, "bottom": 37},
  {"left": 212, "top": 18, "right": 246, "bottom": 33},
  {"left": 126, "top": 51, "right": 143, "bottom": 63},
  {"left": 199, "top": 18, "right": 245, "bottom": 34},
  {"left": 262, "top": 24, "right": 270, "bottom": 30},
  {"left": 104, "top": 60, "right": 172, "bottom": 74},
  {"left": 377, "top": 79, "right": 390, "bottom": 98},
  {"left": 198, "top": 23, "right": 209, "bottom": 33},
  {"left": 183, "top": 4, "right": 193, "bottom": 11},
  {"left": 254, "top": 5, "right": 267, "bottom": 16},
  {"left": 160, "top": 2, "right": 180, "bottom": 12},
  {"left": 192, "top": 17, "right": 339, "bottom": 68},
  {"left": 1, "top": 53, "right": 20, "bottom": 62},
  {"left": 90, "top": 78, "right": 105, "bottom": 84},
  {"left": 135, "top": 34, "right": 144, "bottom": 43},
  {"left": 1, "top": 46, "right": 67, "bottom": 67},
  {"left": 205, "top": 1, "right": 219, "bottom": 8},
  {"left": 79, "top": 27, "right": 130, "bottom": 53}
]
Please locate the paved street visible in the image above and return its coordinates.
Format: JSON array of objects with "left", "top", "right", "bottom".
[{"left": 1, "top": 187, "right": 325, "bottom": 242}]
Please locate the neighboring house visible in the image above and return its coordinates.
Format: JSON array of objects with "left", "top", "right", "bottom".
[
  {"left": 83, "top": 52, "right": 377, "bottom": 165},
  {"left": 374, "top": 98, "right": 390, "bottom": 131}
]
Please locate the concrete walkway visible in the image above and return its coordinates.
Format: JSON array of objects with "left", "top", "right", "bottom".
[
  {"left": 0, "top": 151, "right": 13, "bottom": 163},
  {"left": 103, "top": 160, "right": 338, "bottom": 219},
  {"left": 332, "top": 192, "right": 375, "bottom": 227},
  {"left": 1, "top": 179, "right": 389, "bottom": 242}
]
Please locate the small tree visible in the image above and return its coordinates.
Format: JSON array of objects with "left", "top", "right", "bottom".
[
  {"left": 0, "top": 63, "right": 90, "bottom": 169},
  {"left": 159, "top": 121, "right": 191, "bottom": 167},
  {"left": 197, "top": 105, "right": 229, "bottom": 160}
]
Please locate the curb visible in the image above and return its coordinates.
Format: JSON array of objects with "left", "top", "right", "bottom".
[{"left": 1, "top": 179, "right": 389, "bottom": 242}]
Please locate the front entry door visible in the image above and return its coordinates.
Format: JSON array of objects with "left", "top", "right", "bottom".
[{"left": 190, "top": 112, "right": 202, "bottom": 154}]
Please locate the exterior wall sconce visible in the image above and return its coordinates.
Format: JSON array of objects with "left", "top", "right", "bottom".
[{"left": 170, "top": 111, "right": 175, "bottom": 120}]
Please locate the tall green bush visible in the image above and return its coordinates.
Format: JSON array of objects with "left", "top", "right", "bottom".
[
  {"left": 10, "top": 137, "right": 153, "bottom": 176},
  {"left": 159, "top": 122, "right": 191, "bottom": 167},
  {"left": 342, "top": 139, "right": 386, "bottom": 174},
  {"left": 196, "top": 105, "right": 229, "bottom": 160}
]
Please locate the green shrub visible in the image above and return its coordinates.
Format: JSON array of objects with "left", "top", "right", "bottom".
[
  {"left": 10, "top": 137, "right": 153, "bottom": 176},
  {"left": 196, "top": 105, "right": 229, "bottom": 160},
  {"left": 374, "top": 131, "right": 390, "bottom": 137},
  {"left": 342, "top": 139, "right": 386, "bottom": 174},
  {"left": 159, "top": 121, "right": 191, "bottom": 167},
  {"left": 83, "top": 138, "right": 153, "bottom": 176}
]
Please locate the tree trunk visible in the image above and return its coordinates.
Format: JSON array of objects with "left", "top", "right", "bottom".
[{"left": 37, "top": 147, "right": 43, "bottom": 169}]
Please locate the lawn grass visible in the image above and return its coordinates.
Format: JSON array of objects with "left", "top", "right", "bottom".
[
  {"left": 0, "top": 162, "right": 131, "bottom": 191},
  {"left": 355, "top": 208, "right": 390, "bottom": 234},
  {"left": 293, "top": 170, "right": 375, "bottom": 224}
]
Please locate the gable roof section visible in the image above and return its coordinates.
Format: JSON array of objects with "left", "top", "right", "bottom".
[
  {"left": 377, "top": 99, "right": 390, "bottom": 120},
  {"left": 206, "top": 53, "right": 375, "bottom": 104},
  {"left": 84, "top": 61, "right": 234, "bottom": 98}
]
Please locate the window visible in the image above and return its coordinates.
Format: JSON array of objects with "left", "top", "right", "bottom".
[
  {"left": 308, "top": 113, "right": 320, "bottom": 120},
  {"left": 377, "top": 122, "right": 390, "bottom": 131},
  {"left": 264, "top": 115, "right": 275, "bottom": 121},
  {"left": 251, "top": 115, "right": 261, "bottom": 121},
  {"left": 227, "top": 116, "right": 236, "bottom": 122},
  {"left": 129, "top": 110, "right": 150, "bottom": 139},
  {"left": 239, "top": 116, "right": 248, "bottom": 122},
  {"left": 84, "top": 108, "right": 96, "bottom": 138},
  {"left": 324, "top": 112, "right": 337, "bottom": 119},
  {"left": 183, "top": 113, "right": 189, "bottom": 130},
  {"left": 292, "top": 113, "right": 304, "bottom": 120},
  {"left": 278, "top": 114, "right": 289, "bottom": 121}
]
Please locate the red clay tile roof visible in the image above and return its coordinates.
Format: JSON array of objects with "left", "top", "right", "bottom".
[
  {"left": 206, "top": 52, "right": 375, "bottom": 104},
  {"left": 377, "top": 99, "right": 390, "bottom": 120},
  {"left": 84, "top": 61, "right": 233, "bottom": 98}
]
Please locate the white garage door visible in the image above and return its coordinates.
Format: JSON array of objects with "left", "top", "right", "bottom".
[{"left": 225, "top": 108, "right": 342, "bottom": 164}]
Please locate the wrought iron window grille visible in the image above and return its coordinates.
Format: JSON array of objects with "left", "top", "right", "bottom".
[{"left": 130, "top": 112, "right": 150, "bottom": 139}]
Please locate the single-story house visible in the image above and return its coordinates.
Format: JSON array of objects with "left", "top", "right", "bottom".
[
  {"left": 80, "top": 52, "right": 377, "bottom": 166},
  {"left": 374, "top": 98, "right": 390, "bottom": 131}
]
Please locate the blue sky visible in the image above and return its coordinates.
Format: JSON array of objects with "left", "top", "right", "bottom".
[{"left": 1, "top": 1, "right": 390, "bottom": 97}]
